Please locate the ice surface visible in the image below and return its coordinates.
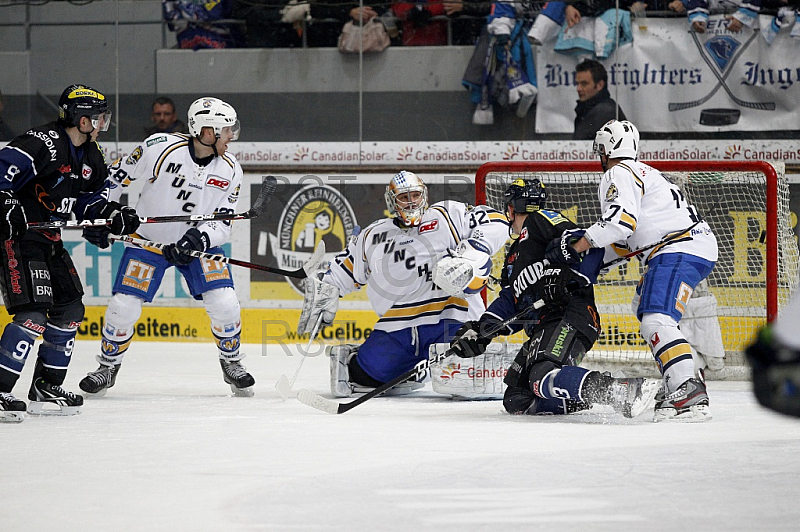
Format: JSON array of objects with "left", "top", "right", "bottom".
[{"left": 4, "top": 340, "right": 800, "bottom": 531}]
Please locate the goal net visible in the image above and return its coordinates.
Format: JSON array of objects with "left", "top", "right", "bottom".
[{"left": 476, "top": 160, "right": 799, "bottom": 379}]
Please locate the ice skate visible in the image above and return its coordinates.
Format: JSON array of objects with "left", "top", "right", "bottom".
[
  {"left": 653, "top": 377, "right": 711, "bottom": 422},
  {"left": 220, "top": 359, "right": 255, "bottom": 397},
  {"left": 609, "top": 377, "right": 660, "bottom": 418},
  {"left": 79, "top": 362, "right": 122, "bottom": 396},
  {"left": 0, "top": 392, "right": 26, "bottom": 423},
  {"left": 27, "top": 378, "right": 83, "bottom": 416}
]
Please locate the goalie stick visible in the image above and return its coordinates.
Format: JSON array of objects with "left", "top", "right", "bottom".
[
  {"left": 275, "top": 225, "right": 360, "bottom": 400},
  {"left": 27, "top": 175, "right": 277, "bottom": 230},
  {"left": 296, "top": 299, "right": 545, "bottom": 415},
  {"left": 109, "top": 235, "right": 326, "bottom": 278}
]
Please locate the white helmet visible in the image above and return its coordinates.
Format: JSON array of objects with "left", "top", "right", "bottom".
[
  {"left": 385, "top": 170, "right": 428, "bottom": 227},
  {"left": 187, "top": 97, "right": 240, "bottom": 140},
  {"left": 593, "top": 119, "right": 639, "bottom": 159}
]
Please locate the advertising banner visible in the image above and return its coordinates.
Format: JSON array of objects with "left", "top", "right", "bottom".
[{"left": 536, "top": 16, "right": 800, "bottom": 133}]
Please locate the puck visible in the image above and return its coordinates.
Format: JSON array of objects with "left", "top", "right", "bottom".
[
  {"left": 700, "top": 108, "right": 741, "bottom": 126},
  {"left": 759, "top": 230, "right": 767, "bottom": 244}
]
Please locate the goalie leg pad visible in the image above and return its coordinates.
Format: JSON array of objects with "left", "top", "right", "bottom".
[
  {"left": 641, "top": 312, "right": 696, "bottom": 394},
  {"left": 430, "top": 342, "right": 515, "bottom": 399},
  {"left": 330, "top": 344, "right": 359, "bottom": 398},
  {"left": 203, "top": 288, "right": 243, "bottom": 361}
]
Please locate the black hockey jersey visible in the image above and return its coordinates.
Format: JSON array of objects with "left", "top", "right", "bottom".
[
  {"left": 487, "top": 209, "right": 599, "bottom": 341},
  {"left": 0, "top": 121, "right": 111, "bottom": 228}
]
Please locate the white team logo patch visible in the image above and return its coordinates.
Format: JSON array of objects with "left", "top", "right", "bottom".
[
  {"left": 82, "top": 164, "right": 92, "bottom": 180},
  {"left": 518, "top": 227, "right": 529, "bottom": 242}
]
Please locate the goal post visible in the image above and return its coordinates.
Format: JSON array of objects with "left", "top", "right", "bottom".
[{"left": 475, "top": 160, "right": 799, "bottom": 378}]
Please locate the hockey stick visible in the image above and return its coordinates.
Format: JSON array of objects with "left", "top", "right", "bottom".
[
  {"left": 668, "top": 30, "right": 759, "bottom": 112},
  {"left": 296, "top": 300, "right": 545, "bottom": 415},
  {"left": 27, "top": 175, "right": 277, "bottom": 229},
  {"left": 600, "top": 196, "right": 722, "bottom": 270},
  {"left": 688, "top": 30, "right": 775, "bottom": 111},
  {"left": 109, "top": 235, "right": 326, "bottom": 279},
  {"left": 275, "top": 314, "right": 324, "bottom": 401}
]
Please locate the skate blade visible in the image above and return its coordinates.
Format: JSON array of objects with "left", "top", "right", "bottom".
[
  {"left": 0, "top": 411, "right": 26, "bottom": 423},
  {"left": 27, "top": 402, "right": 82, "bottom": 416},
  {"left": 82, "top": 388, "right": 108, "bottom": 398},
  {"left": 627, "top": 379, "right": 661, "bottom": 418},
  {"left": 653, "top": 404, "right": 712, "bottom": 423},
  {"left": 230, "top": 385, "right": 254, "bottom": 398}
]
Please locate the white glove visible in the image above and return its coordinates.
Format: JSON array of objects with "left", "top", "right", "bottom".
[
  {"left": 508, "top": 82, "right": 537, "bottom": 106},
  {"left": 487, "top": 17, "right": 514, "bottom": 38},
  {"left": 298, "top": 272, "right": 340, "bottom": 335},
  {"left": 280, "top": 0, "right": 310, "bottom": 24},
  {"left": 433, "top": 239, "right": 493, "bottom": 298}
]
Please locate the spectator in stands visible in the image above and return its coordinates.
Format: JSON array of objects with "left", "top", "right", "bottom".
[
  {"left": 145, "top": 97, "right": 188, "bottom": 137},
  {"left": 0, "top": 91, "right": 13, "bottom": 141},
  {"left": 163, "top": 0, "right": 239, "bottom": 50},
  {"left": 573, "top": 59, "right": 626, "bottom": 140},
  {"left": 444, "top": 0, "right": 491, "bottom": 45},
  {"left": 683, "top": 0, "right": 761, "bottom": 33},
  {"left": 232, "top": 1, "right": 387, "bottom": 48},
  {"left": 393, "top": 1, "right": 448, "bottom": 45}
]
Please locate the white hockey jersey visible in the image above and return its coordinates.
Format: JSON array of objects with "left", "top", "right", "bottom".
[
  {"left": 323, "top": 201, "right": 510, "bottom": 333},
  {"left": 584, "top": 160, "right": 718, "bottom": 265},
  {"left": 107, "top": 133, "right": 243, "bottom": 247}
]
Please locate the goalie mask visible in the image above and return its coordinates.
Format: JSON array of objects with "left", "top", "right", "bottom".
[
  {"left": 593, "top": 119, "right": 639, "bottom": 160},
  {"left": 504, "top": 178, "right": 547, "bottom": 215},
  {"left": 58, "top": 84, "right": 111, "bottom": 132},
  {"left": 188, "top": 97, "right": 240, "bottom": 140},
  {"left": 385, "top": 171, "right": 428, "bottom": 227}
]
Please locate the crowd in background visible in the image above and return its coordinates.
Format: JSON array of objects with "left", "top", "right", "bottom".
[{"left": 163, "top": 0, "right": 800, "bottom": 50}]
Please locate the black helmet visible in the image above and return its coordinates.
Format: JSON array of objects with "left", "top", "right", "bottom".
[
  {"left": 503, "top": 178, "right": 547, "bottom": 214},
  {"left": 58, "top": 84, "right": 111, "bottom": 130}
]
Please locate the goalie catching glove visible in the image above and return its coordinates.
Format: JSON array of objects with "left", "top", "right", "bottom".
[
  {"left": 544, "top": 229, "right": 585, "bottom": 265},
  {"left": 433, "top": 239, "right": 494, "bottom": 298},
  {"left": 297, "top": 271, "right": 339, "bottom": 336},
  {"left": 449, "top": 315, "right": 508, "bottom": 358}
]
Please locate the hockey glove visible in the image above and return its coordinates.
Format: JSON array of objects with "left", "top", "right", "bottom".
[
  {"left": 162, "top": 228, "right": 210, "bottom": 266},
  {"left": 544, "top": 229, "right": 585, "bottom": 265},
  {"left": 99, "top": 201, "right": 141, "bottom": 236},
  {"left": 0, "top": 190, "right": 27, "bottom": 240},
  {"left": 449, "top": 318, "right": 503, "bottom": 358},
  {"left": 297, "top": 271, "right": 339, "bottom": 335},
  {"left": 83, "top": 226, "right": 113, "bottom": 249},
  {"left": 540, "top": 265, "right": 575, "bottom": 309}
]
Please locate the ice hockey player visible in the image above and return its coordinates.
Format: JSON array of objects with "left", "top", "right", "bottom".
[
  {"left": 297, "top": 170, "right": 509, "bottom": 397},
  {"left": 546, "top": 119, "right": 718, "bottom": 422},
  {"left": 79, "top": 97, "right": 254, "bottom": 397},
  {"left": 448, "top": 178, "right": 659, "bottom": 417},
  {"left": 746, "top": 290, "right": 800, "bottom": 418},
  {"left": 0, "top": 84, "right": 140, "bottom": 422}
]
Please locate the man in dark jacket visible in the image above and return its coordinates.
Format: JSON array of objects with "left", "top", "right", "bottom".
[{"left": 573, "top": 59, "right": 626, "bottom": 140}]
